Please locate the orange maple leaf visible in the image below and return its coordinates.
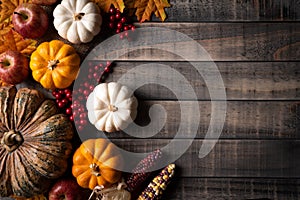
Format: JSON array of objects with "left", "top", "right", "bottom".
[
  {"left": 134, "top": 0, "right": 170, "bottom": 22},
  {"left": 92, "top": 0, "right": 125, "bottom": 13},
  {"left": 0, "top": 0, "right": 31, "bottom": 23},
  {"left": 0, "top": 29, "right": 37, "bottom": 56}
]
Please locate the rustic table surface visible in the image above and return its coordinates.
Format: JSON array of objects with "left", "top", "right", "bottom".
[
  {"left": 103, "top": 1, "right": 300, "bottom": 199},
  {"left": 36, "top": 0, "right": 299, "bottom": 199}
]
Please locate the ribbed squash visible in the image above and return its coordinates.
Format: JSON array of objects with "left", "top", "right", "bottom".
[
  {"left": 30, "top": 40, "right": 80, "bottom": 90},
  {"left": 72, "top": 138, "right": 123, "bottom": 190},
  {"left": 0, "top": 86, "right": 73, "bottom": 198}
]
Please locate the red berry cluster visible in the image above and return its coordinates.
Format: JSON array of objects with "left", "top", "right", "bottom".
[
  {"left": 108, "top": 6, "right": 136, "bottom": 39},
  {"left": 52, "top": 88, "right": 73, "bottom": 121},
  {"left": 71, "top": 61, "right": 113, "bottom": 131}
]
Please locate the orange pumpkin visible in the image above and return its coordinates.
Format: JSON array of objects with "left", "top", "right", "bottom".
[
  {"left": 72, "top": 138, "right": 123, "bottom": 190},
  {"left": 29, "top": 40, "right": 80, "bottom": 90}
]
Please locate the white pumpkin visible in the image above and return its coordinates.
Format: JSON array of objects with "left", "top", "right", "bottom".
[
  {"left": 53, "top": 0, "right": 102, "bottom": 44},
  {"left": 87, "top": 82, "right": 138, "bottom": 132}
]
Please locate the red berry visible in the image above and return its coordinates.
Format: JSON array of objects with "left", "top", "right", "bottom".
[
  {"left": 109, "top": 7, "right": 115, "bottom": 14},
  {"left": 110, "top": 15, "right": 115, "bottom": 21},
  {"left": 83, "top": 90, "right": 90, "bottom": 96},
  {"left": 78, "top": 88, "right": 83, "bottom": 93},
  {"left": 109, "top": 22, "right": 115, "bottom": 29},
  {"left": 106, "top": 61, "right": 111, "bottom": 66},
  {"left": 89, "top": 85, "right": 94, "bottom": 91},
  {"left": 55, "top": 93, "right": 62, "bottom": 99},
  {"left": 88, "top": 68, "right": 94, "bottom": 73},
  {"left": 117, "top": 22, "right": 122, "bottom": 29},
  {"left": 52, "top": 90, "right": 57, "bottom": 96},
  {"left": 79, "top": 113, "right": 86, "bottom": 119},
  {"left": 121, "top": 17, "right": 126, "bottom": 24},
  {"left": 84, "top": 82, "right": 89, "bottom": 88},
  {"left": 93, "top": 72, "right": 98, "bottom": 78},
  {"left": 104, "top": 67, "right": 110, "bottom": 73},
  {"left": 66, "top": 107, "right": 72, "bottom": 115},
  {"left": 69, "top": 115, "right": 74, "bottom": 121},
  {"left": 94, "top": 65, "right": 99, "bottom": 71},
  {"left": 115, "top": 12, "right": 121, "bottom": 19},
  {"left": 116, "top": 29, "right": 121, "bottom": 34},
  {"left": 61, "top": 99, "right": 68, "bottom": 105},
  {"left": 131, "top": 26, "right": 136, "bottom": 31},
  {"left": 58, "top": 90, "right": 64, "bottom": 94},
  {"left": 66, "top": 93, "right": 72, "bottom": 99},
  {"left": 58, "top": 102, "right": 64, "bottom": 108},
  {"left": 123, "top": 25, "right": 129, "bottom": 31},
  {"left": 78, "top": 125, "right": 83, "bottom": 131}
]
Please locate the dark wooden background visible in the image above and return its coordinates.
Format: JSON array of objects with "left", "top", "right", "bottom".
[{"left": 102, "top": 0, "right": 300, "bottom": 199}]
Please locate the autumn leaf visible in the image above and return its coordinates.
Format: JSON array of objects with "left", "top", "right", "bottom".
[
  {"left": 0, "top": 0, "right": 31, "bottom": 23},
  {"left": 0, "top": 29, "right": 37, "bottom": 56},
  {"left": 0, "top": 21, "right": 13, "bottom": 35},
  {"left": 133, "top": 0, "right": 171, "bottom": 22},
  {"left": 92, "top": 0, "right": 125, "bottom": 13}
]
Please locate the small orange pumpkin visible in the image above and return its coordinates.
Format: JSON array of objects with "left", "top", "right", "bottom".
[
  {"left": 72, "top": 138, "right": 123, "bottom": 190},
  {"left": 29, "top": 40, "right": 80, "bottom": 90}
]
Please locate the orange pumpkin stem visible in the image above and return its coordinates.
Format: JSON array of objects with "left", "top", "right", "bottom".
[
  {"left": 90, "top": 163, "right": 101, "bottom": 176},
  {"left": 1, "top": 130, "right": 24, "bottom": 152},
  {"left": 47, "top": 60, "right": 59, "bottom": 70}
]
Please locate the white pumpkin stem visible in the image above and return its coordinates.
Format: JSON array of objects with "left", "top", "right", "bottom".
[
  {"left": 74, "top": 12, "right": 85, "bottom": 21},
  {"left": 108, "top": 104, "right": 118, "bottom": 112},
  {"left": 47, "top": 60, "right": 59, "bottom": 70}
]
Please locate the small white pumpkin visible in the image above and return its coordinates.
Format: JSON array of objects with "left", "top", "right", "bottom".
[
  {"left": 87, "top": 82, "right": 138, "bottom": 132},
  {"left": 53, "top": 0, "right": 102, "bottom": 44}
]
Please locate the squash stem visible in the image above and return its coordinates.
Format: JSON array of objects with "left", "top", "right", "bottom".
[
  {"left": 108, "top": 104, "right": 118, "bottom": 112},
  {"left": 1, "top": 130, "right": 24, "bottom": 152},
  {"left": 47, "top": 60, "right": 59, "bottom": 70},
  {"left": 90, "top": 163, "right": 101, "bottom": 176},
  {"left": 74, "top": 13, "right": 85, "bottom": 21}
]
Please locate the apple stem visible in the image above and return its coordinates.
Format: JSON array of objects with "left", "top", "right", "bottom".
[
  {"left": 13, "top": 12, "right": 28, "bottom": 20},
  {"left": 0, "top": 61, "right": 10, "bottom": 67}
]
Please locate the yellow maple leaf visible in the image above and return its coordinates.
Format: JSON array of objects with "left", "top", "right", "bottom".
[
  {"left": 0, "top": 0, "right": 31, "bottom": 23},
  {"left": 134, "top": 0, "right": 170, "bottom": 22},
  {"left": 92, "top": 0, "right": 125, "bottom": 13},
  {"left": 0, "top": 29, "right": 36, "bottom": 56}
]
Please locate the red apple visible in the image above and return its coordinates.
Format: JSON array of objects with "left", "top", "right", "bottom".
[
  {"left": 0, "top": 50, "right": 29, "bottom": 85},
  {"left": 12, "top": 3, "right": 49, "bottom": 38},
  {"left": 48, "top": 178, "right": 87, "bottom": 200},
  {"left": 32, "top": 0, "right": 58, "bottom": 5}
]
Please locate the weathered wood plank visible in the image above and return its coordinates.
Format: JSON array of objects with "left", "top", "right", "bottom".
[
  {"left": 162, "top": 178, "right": 300, "bottom": 200},
  {"left": 89, "top": 23, "right": 300, "bottom": 61},
  {"left": 110, "top": 139, "right": 300, "bottom": 177},
  {"left": 99, "top": 101, "right": 300, "bottom": 139},
  {"left": 159, "top": 0, "right": 300, "bottom": 22},
  {"left": 103, "top": 61, "right": 300, "bottom": 100}
]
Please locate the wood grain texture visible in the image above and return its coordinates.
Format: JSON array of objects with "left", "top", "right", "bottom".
[
  {"left": 89, "top": 23, "right": 300, "bottom": 61},
  {"left": 163, "top": 178, "right": 300, "bottom": 200},
  {"left": 103, "top": 61, "right": 300, "bottom": 100},
  {"left": 102, "top": 101, "right": 300, "bottom": 139},
  {"left": 111, "top": 139, "right": 300, "bottom": 177},
  {"left": 159, "top": 0, "right": 300, "bottom": 22}
]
